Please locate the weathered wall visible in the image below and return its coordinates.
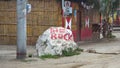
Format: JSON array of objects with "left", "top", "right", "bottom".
[
  {"left": 0, "top": 0, "right": 100, "bottom": 45},
  {"left": 27, "top": 0, "right": 61, "bottom": 45},
  {"left": 0, "top": 0, "right": 61, "bottom": 45},
  {"left": 0, "top": 1, "right": 16, "bottom": 45}
]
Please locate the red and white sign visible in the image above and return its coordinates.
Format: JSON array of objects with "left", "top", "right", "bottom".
[
  {"left": 63, "top": 1, "right": 72, "bottom": 16},
  {"left": 65, "top": 1, "right": 71, "bottom": 7},
  {"left": 65, "top": 17, "right": 72, "bottom": 30},
  {"left": 85, "top": 16, "right": 89, "bottom": 28}
]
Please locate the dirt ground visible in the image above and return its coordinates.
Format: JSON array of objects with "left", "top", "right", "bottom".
[{"left": 0, "top": 32, "right": 120, "bottom": 68}]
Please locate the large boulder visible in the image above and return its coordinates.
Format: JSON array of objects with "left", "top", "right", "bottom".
[{"left": 36, "top": 27, "right": 77, "bottom": 56}]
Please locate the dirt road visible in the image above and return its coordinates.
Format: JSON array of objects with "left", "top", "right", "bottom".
[{"left": 0, "top": 32, "right": 120, "bottom": 68}]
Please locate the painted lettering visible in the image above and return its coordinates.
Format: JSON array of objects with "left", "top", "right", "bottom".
[
  {"left": 50, "top": 28, "right": 73, "bottom": 41},
  {"left": 50, "top": 28, "right": 58, "bottom": 33},
  {"left": 51, "top": 34, "right": 57, "bottom": 40},
  {"left": 64, "top": 33, "right": 72, "bottom": 41},
  {"left": 58, "top": 34, "right": 63, "bottom": 39},
  {"left": 59, "top": 28, "right": 65, "bottom": 33}
]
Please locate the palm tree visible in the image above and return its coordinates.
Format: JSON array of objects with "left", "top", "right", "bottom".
[
  {"left": 99, "top": 0, "right": 119, "bottom": 19},
  {"left": 99, "top": 0, "right": 119, "bottom": 38},
  {"left": 83, "top": 0, "right": 119, "bottom": 38}
]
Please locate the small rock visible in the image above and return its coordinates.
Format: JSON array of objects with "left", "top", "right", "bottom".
[{"left": 86, "top": 48, "right": 96, "bottom": 53}]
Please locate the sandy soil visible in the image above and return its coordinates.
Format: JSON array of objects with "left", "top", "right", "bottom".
[{"left": 0, "top": 32, "right": 120, "bottom": 68}]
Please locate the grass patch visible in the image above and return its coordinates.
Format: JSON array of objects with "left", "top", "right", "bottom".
[
  {"left": 62, "top": 48, "right": 80, "bottom": 56},
  {"left": 39, "top": 48, "right": 83, "bottom": 59},
  {"left": 107, "top": 32, "right": 116, "bottom": 39},
  {"left": 108, "top": 35, "right": 116, "bottom": 38},
  {"left": 75, "top": 48, "right": 84, "bottom": 52},
  {"left": 40, "top": 54, "right": 60, "bottom": 59},
  {"left": 28, "top": 54, "right": 33, "bottom": 58}
]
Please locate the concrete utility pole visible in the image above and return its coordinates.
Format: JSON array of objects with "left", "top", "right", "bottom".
[{"left": 17, "top": 0, "right": 27, "bottom": 59}]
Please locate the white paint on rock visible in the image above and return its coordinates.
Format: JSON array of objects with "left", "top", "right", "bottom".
[{"left": 36, "top": 27, "right": 77, "bottom": 56}]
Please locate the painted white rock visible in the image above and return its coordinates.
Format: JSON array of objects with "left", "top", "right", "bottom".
[{"left": 36, "top": 27, "right": 77, "bottom": 56}]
